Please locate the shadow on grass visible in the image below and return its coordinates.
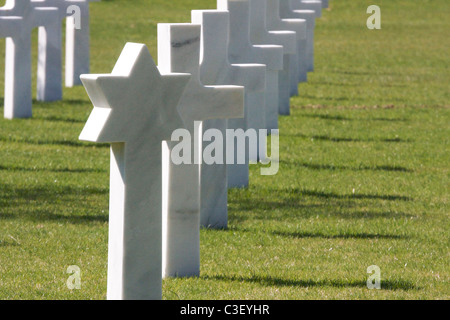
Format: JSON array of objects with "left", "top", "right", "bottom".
[
  {"left": 272, "top": 230, "right": 408, "bottom": 240},
  {"left": 0, "top": 135, "right": 109, "bottom": 148},
  {"left": 286, "top": 188, "right": 412, "bottom": 201},
  {"left": 0, "top": 239, "right": 21, "bottom": 247},
  {"left": 205, "top": 226, "right": 410, "bottom": 240},
  {"left": 286, "top": 133, "right": 413, "bottom": 143},
  {"left": 299, "top": 94, "right": 351, "bottom": 102},
  {"left": 327, "top": 210, "right": 415, "bottom": 219},
  {"left": 32, "top": 115, "right": 87, "bottom": 124},
  {"left": 0, "top": 164, "right": 106, "bottom": 174},
  {"left": 228, "top": 208, "right": 414, "bottom": 225},
  {"left": 32, "top": 99, "right": 90, "bottom": 107},
  {"left": 0, "top": 184, "right": 108, "bottom": 224},
  {"left": 231, "top": 188, "right": 413, "bottom": 202},
  {"left": 0, "top": 210, "right": 107, "bottom": 225},
  {"left": 279, "top": 160, "right": 413, "bottom": 173},
  {"left": 301, "top": 114, "right": 354, "bottom": 121},
  {"left": 203, "top": 274, "right": 418, "bottom": 291},
  {"left": 1, "top": 209, "right": 108, "bottom": 225},
  {"left": 19, "top": 211, "right": 107, "bottom": 224},
  {"left": 0, "top": 184, "right": 107, "bottom": 198},
  {"left": 228, "top": 187, "right": 413, "bottom": 223},
  {"left": 331, "top": 70, "right": 400, "bottom": 77},
  {"left": 310, "top": 81, "right": 364, "bottom": 88},
  {"left": 301, "top": 113, "right": 409, "bottom": 122}
]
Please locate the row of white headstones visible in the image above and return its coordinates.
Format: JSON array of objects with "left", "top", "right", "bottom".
[
  {"left": 4, "top": 0, "right": 329, "bottom": 300},
  {"left": 0, "top": 0, "right": 100, "bottom": 119}
]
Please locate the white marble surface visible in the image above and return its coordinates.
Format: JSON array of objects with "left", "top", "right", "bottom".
[
  {"left": 79, "top": 43, "right": 191, "bottom": 300},
  {"left": 249, "top": 0, "right": 296, "bottom": 123},
  {"left": 292, "top": 0, "right": 322, "bottom": 18},
  {"left": 158, "top": 23, "right": 244, "bottom": 278},
  {"left": 32, "top": 0, "right": 100, "bottom": 88},
  {"left": 36, "top": 3, "right": 62, "bottom": 102},
  {"left": 191, "top": 10, "right": 265, "bottom": 229},
  {"left": 218, "top": 0, "right": 283, "bottom": 187},
  {"left": 65, "top": 0, "right": 99, "bottom": 87},
  {"left": 0, "top": 0, "right": 98, "bottom": 110},
  {"left": 266, "top": 0, "right": 307, "bottom": 96},
  {"left": 280, "top": 0, "right": 316, "bottom": 72},
  {"left": 0, "top": 0, "right": 58, "bottom": 119},
  {"left": 0, "top": 16, "right": 22, "bottom": 38},
  {"left": 320, "top": 0, "right": 328, "bottom": 8}
]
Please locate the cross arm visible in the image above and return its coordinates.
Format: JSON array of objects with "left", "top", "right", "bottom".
[
  {"left": 192, "top": 85, "right": 245, "bottom": 121},
  {"left": 0, "top": 16, "right": 23, "bottom": 38},
  {"left": 253, "top": 45, "right": 284, "bottom": 71},
  {"left": 32, "top": 7, "right": 59, "bottom": 27},
  {"left": 228, "top": 63, "right": 266, "bottom": 93},
  {"left": 267, "top": 30, "right": 297, "bottom": 54},
  {"left": 278, "top": 18, "right": 307, "bottom": 40},
  {"left": 291, "top": 9, "right": 316, "bottom": 29},
  {"left": 291, "top": 0, "right": 322, "bottom": 18}
]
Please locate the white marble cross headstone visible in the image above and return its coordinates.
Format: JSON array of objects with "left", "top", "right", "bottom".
[
  {"left": 31, "top": 0, "right": 100, "bottom": 98},
  {"left": 191, "top": 10, "right": 266, "bottom": 229},
  {"left": 279, "top": 1, "right": 316, "bottom": 72},
  {"left": 79, "top": 43, "right": 191, "bottom": 300},
  {"left": 65, "top": 0, "right": 99, "bottom": 87},
  {"left": 0, "top": 0, "right": 58, "bottom": 119},
  {"left": 217, "top": 0, "right": 283, "bottom": 187},
  {"left": 266, "top": 0, "right": 308, "bottom": 95},
  {"left": 248, "top": 0, "right": 297, "bottom": 120},
  {"left": 292, "top": 0, "right": 323, "bottom": 18},
  {"left": 158, "top": 23, "right": 244, "bottom": 278}
]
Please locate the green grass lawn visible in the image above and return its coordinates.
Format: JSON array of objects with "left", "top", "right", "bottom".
[{"left": 0, "top": 0, "right": 449, "bottom": 299}]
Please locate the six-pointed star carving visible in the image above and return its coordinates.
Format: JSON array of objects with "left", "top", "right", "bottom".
[{"left": 79, "top": 42, "right": 191, "bottom": 143}]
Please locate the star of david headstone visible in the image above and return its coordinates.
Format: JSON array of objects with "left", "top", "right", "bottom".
[{"left": 79, "top": 42, "right": 191, "bottom": 300}]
